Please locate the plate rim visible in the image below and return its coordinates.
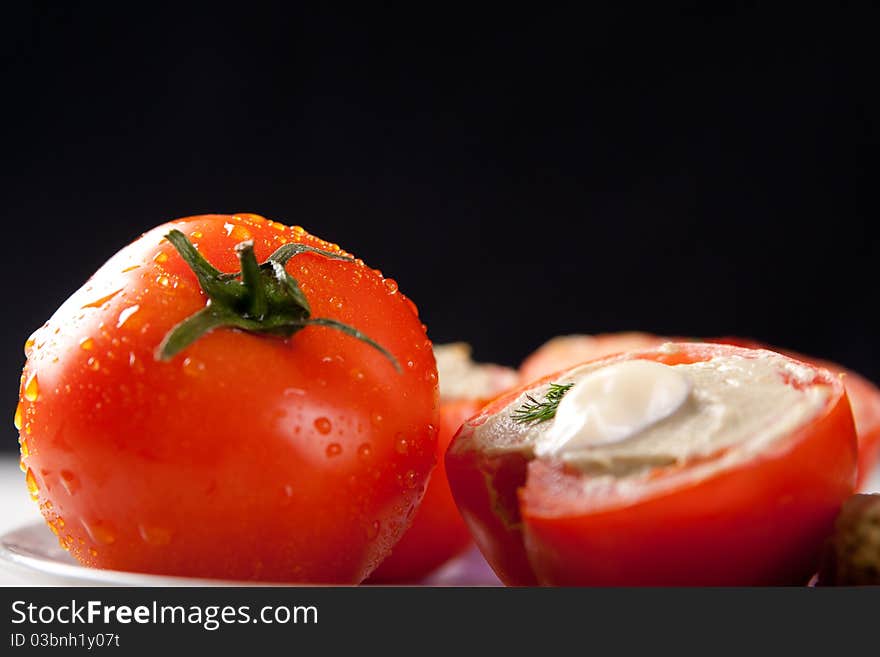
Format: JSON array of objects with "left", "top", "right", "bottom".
[{"left": 0, "top": 522, "right": 296, "bottom": 587}]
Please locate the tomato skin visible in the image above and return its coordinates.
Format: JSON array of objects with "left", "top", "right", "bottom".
[
  {"left": 368, "top": 399, "right": 478, "bottom": 582},
  {"left": 17, "top": 214, "right": 439, "bottom": 583},
  {"left": 448, "top": 344, "right": 858, "bottom": 586},
  {"left": 445, "top": 445, "right": 536, "bottom": 586},
  {"left": 854, "top": 414, "right": 880, "bottom": 487}
]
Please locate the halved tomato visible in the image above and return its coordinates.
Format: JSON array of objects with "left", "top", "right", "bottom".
[{"left": 449, "top": 343, "right": 858, "bottom": 585}]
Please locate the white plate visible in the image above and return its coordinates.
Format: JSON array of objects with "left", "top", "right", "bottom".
[{"left": 0, "top": 521, "right": 501, "bottom": 587}]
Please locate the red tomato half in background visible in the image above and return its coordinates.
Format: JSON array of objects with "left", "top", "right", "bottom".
[
  {"left": 519, "top": 332, "right": 669, "bottom": 383},
  {"left": 449, "top": 343, "right": 857, "bottom": 585},
  {"left": 15, "top": 214, "right": 439, "bottom": 583},
  {"left": 369, "top": 344, "right": 518, "bottom": 582}
]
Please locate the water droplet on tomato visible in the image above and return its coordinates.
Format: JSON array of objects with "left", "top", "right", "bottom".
[
  {"left": 48, "top": 522, "right": 60, "bottom": 536},
  {"left": 350, "top": 368, "right": 365, "bottom": 382},
  {"left": 383, "top": 278, "right": 399, "bottom": 294},
  {"left": 156, "top": 275, "right": 171, "bottom": 287},
  {"left": 235, "top": 213, "right": 266, "bottom": 224},
  {"left": 404, "top": 470, "right": 418, "bottom": 488},
  {"left": 24, "top": 336, "right": 35, "bottom": 355},
  {"left": 230, "top": 225, "right": 251, "bottom": 241},
  {"left": 406, "top": 360, "right": 414, "bottom": 369},
  {"left": 79, "top": 337, "right": 95, "bottom": 350},
  {"left": 82, "top": 520, "right": 116, "bottom": 545},
  {"left": 81, "top": 288, "right": 123, "bottom": 309},
  {"left": 371, "top": 411, "right": 384, "bottom": 425},
  {"left": 13, "top": 402, "right": 22, "bottom": 430},
  {"left": 182, "top": 357, "right": 205, "bottom": 377},
  {"left": 153, "top": 251, "right": 168, "bottom": 264},
  {"left": 18, "top": 458, "right": 26, "bottom": 473},
  {"left": 23, "top": 374, "right": 39, "bottom": 402},
  {"left": 25, "top": 468, "right": 39, "bottom": 499},
  {"left": 138, "top": 524, "right": 172, "bottom": 546},
  {"left": 358, "top": 443, "right": 372, "bottom": 459},
  {"left": 117, "top": 304, "right": 140, "bottom": 328},
  {"left": 395, "top": 435, "right": 409, "bottom": 454},
  {"left": 19, "top": 437, "right": 29, "bottom": 458},
  {"left": 128, "top": 352, "right": 144, "bottom": 374},
  {"left": 190, "top": 230, "right": 203, "bottom": 239},
  {"left": 326, "top": 443, "right": 342, "bottom": 457},
  {"left": 87, "top": 357, "right": 100, "bottom": 371},
  {"left": 60, "top": 470, "right": 79, "bottom": 495},
  {"left": 88, "top": 548, "right": 98, "bottom": 558},
  {"left": 314, "top": 417, "right": 332, "bottom": 434},
  {"left": 366, "top": 520, "right": 380, "bottom": 540}
]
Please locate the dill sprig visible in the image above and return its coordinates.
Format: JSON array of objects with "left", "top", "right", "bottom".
[{"left": 511, "top": 382, "right": 574, "bottom": 424}]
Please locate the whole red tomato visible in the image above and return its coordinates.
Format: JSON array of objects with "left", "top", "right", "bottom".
[
  {"left": 369, "top": 344, "right": 517, "bottom": 582},
  {"left": 15, "top": 213, "right": 439, "bottom": 583},
  {"left": 448, "top": 343, "right": 857, "bottom": 585}
]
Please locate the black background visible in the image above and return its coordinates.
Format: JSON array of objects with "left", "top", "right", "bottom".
[{"left": 2, "top": 4, "right": 877, "bottom": 453}]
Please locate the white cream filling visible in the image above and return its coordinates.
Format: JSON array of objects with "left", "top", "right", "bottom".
[
  {"left": 473, "top": 348, "right": 832, "bottom": 478},
  {"left": 434, "top": 342, "right": 518, "bottom": 401},
  {"left": 535, "top": 360, "right": 691, "bottom": 457}
]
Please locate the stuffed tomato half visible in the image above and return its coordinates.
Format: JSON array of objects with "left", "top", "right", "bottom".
[{"left": 446, "top": 343, "right": 858, "bottom": 586}]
